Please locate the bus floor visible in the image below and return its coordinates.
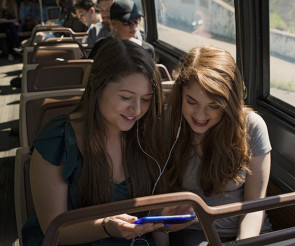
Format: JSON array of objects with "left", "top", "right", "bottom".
[{"left": 0, "top": 55, "right": 22, "bottom": 246}]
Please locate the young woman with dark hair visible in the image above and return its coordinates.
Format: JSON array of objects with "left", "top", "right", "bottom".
[{"left": 22, "top": 38, "right": 169, "bottom": 246}]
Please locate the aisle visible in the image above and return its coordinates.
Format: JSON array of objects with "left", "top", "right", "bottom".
[{"left": 0, "top": 56, "right": 22, "bottom": 246}]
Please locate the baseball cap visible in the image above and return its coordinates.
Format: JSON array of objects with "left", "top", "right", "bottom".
[{"left": 110, "top": 0, "right": 143, "bottom": 22}]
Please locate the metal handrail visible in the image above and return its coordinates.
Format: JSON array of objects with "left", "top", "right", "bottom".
[{"left": 42, "top": 191, "right": 295, "bottom": 246}]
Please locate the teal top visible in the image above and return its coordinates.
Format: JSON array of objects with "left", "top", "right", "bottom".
[{"left": 22, "top": 115, "right": 154, "bottom": 246}]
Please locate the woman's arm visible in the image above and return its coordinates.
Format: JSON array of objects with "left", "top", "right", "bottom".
[
  {"left": 30, "top": 149, "right": 164, "bottom": 244},
  {"left": 30, "top": 149, "right": 110, "bottom": 244},
  {"left": 236, "top": 152, "right": 271, "bottom": 240},
  {"left": 30, "top": 149, "right": 68, "bottom": 234}
]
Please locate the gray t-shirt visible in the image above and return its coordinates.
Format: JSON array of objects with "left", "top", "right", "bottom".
[
  {"left": 83, "top": 22, "right": 104, "bottom": 47},
  {"left": 182, "top": 111, "right": 272, "bottom": 237}
]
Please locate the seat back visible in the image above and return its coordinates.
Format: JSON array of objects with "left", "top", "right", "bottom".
[
  {"left": 29, "top": 26, "right": 87, "bottom": 46},
  {"left": 157, "top": 64, "right": 172, "bottom": 81},
  {"left": 46, "top": 7, "right": 62, "bottom": 22},
  {"left": 19, "top": 89, "right": 84, "bottom": 147},
  {"left": 21, "top": 59, "right": 92, "bottom": 93},
  {"left": 23, "top": 39, "right": 87, "bottom": 66},
  {"left": 42, "top": 191, "right": 295, "bottom": 246},
  {"left": 161, "top": 80, "right": 175, "bottom": 106}
]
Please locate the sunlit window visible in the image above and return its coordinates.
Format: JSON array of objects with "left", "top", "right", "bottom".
[
  {"left": 269, "top": 0, "right": 295, "bottom": 107},
  {"left": 154, "top": 0, "right": 236, "bottom": 59}
]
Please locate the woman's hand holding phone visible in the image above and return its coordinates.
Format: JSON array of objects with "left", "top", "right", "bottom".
[
  {"left": 159, "top": 205, "right": 198, "bottom": 232},
  {"left": 102, "top": 214, "right": 164, "bottom": 240}
]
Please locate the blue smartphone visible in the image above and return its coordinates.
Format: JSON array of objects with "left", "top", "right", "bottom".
[{"left": 134, "top": 214, "right": 196, "bottom": 225}]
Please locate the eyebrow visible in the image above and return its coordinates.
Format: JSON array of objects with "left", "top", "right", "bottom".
[
  {"left": 186, "top": 95, "right": 197, "bottom": 101},
  {"left": 119, "top": 89, "right": 153, "bottom": 96},
  {"left": 185, "top": 94, "right": 217, "bottom": 104}
]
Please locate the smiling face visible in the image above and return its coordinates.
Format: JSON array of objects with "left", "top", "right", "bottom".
[
  {"left": 182, "top": 82, "right": 224, "bottom": 141},
  {"left": 99, "top": 73, "right": 153, "bottom": 136}
]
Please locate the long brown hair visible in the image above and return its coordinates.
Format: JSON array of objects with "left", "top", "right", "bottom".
[
  {"left": 73, "top": 39, "right": 167, "bottom": 206},
  {"left": 168, "top": 46, "right": 251, "bottom": 196}
]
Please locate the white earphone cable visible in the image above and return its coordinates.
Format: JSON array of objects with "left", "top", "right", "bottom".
[
  {"left": 130, "top": 116, "right": 182, "bottom": 246},
  {"left": 136, "top": 115, "right": 182, "bottom": 196}
]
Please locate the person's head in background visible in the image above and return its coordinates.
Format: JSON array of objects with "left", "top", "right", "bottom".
[
  {"left": 74, "top": 0, "right": 102, "bottom": 26},
  {"left": 110, "top": 0, "right": 142, "bottom": 39},
  {"left": 57, "top": 0, "right": 76, "bottom": 14},
  {"left": 56, "top": 0, "right": 87, "bottom": 31},
  {"left": 96, "top": 0, "right": 113, "bottom": 27}
]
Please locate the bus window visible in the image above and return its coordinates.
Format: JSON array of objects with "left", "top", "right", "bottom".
[
  {"left": 269, "top": 0, "right": 295, "bottom": 107},
  {"left": 155, "top": 0, "right": 236, "bottom": 58}
]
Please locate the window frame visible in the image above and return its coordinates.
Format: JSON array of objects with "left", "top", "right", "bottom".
[{"left": 262, "top": 0, "right": 295, "bottom": 124}]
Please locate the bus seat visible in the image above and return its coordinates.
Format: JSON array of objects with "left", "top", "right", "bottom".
[
  {"left": 23, "top": 39, "right": 87, "bottom": 66},
  {"left": 21, "top": 59, "right": 93, "bottom": 93},
  {"left": 19, "top": 89, "right": 84, "bottom": 147},
  {"left": 41, "top": 191, "right": 295, "bottom": 246},
  {"left": 46, "top": 7, "right": 62, "bottom": 23},
  {"left": 14, "top": 147, "right": 32, "bottom": 246},
  {"left": 267, "top": 181, "right": 295, "bottom": 231},
  {"left": 29, "top": 26, "right": 88, "bottom": 46},
  {"left": 157, "top": 64, "right": 172, "bottom": 81},
  {"left": 161, "top": 80, "right": 175, "bottom": 105}
]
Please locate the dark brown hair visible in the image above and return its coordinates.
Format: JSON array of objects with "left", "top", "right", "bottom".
[
  {"left": 73, "top": 0, "right": 98, "bottom": 12},
  {"left": 73, "top": 39, "right": 167, "bottom": 206}
]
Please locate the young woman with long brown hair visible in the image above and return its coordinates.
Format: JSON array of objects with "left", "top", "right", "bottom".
[
  {"left": 167, "top": 46, "right": 272, "bottom": 245},
  {"left": 22, "top": 38, "right": 169, "bottom": 246}
]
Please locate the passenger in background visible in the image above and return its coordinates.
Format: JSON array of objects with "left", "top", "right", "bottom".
[
  {"left": 35, "top": 0, "right": 86, "bottom": 42},
  {"left": 92, "top": 0, "right": 142, "bottom": 45},
  {"left": 74, "top": 0, "right": 102, "bottom": 47},
  {"left": 19, "top": 0, "right": 33, "bottom": 30},
  {"left": 19, "top": 0, "right": 41, "bottom": 31},
  {"left": 95, "top": 0, "right": 114, "bottom": 38},
  {"left": 22, "top": 38, "right": 169, "bottom": 246},
  {"left": 58, "top": 0, "right": 86, "bottom": 31},
  {"left": 166, "top": 46, "right": 272, "bottom": 245},
  {"left": 0, "top": 0, "right": 21, "bottom": 60},
  {"left": 30, "top": 0, "right": 47, "bottom": 25},
  {"left": 88, "top": 0, "right": 154, "bottom": 59}
]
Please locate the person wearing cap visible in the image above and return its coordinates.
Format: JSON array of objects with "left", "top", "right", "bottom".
[
  {"left": 74, "top": 0, "right": 103, "bottom": 47},
  {"left": 88, "top": 0, "right": 155, "bottom": 60},
  {"left": 110, "top": 0, "right": 145, "bottom": 40}
]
